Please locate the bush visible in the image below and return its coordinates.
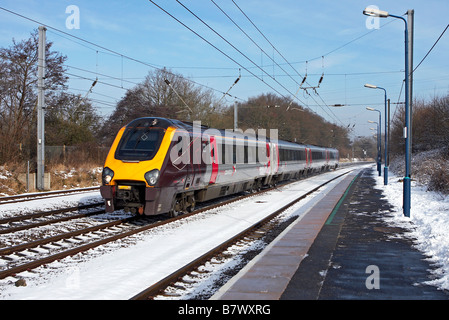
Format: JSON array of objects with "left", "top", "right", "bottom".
[
  {"left": 390, "top": 148, "right": 449, "bottom": 195},
  {"left": 428, "top": 166, "right": 449, "bottom": 194}
]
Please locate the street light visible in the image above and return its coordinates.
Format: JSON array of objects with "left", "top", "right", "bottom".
[
  {"left": 365, "top": 83, "right": 389, "bottom": 185},
  {"left": 367, "top": 108, "right": 382, "bottom": 176},
  {"left": 363, "top": 7, "right": 413, "bottom": 217},
  {"left": 363, "top": 7, "right": 389, "bottom": 18},
  {"left": 368, "top": 119, "right": 381, "bottom": 176}
]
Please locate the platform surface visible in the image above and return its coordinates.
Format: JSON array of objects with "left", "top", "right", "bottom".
[{"left": 212, "top": 167, "right": 449, "bottom": 300}]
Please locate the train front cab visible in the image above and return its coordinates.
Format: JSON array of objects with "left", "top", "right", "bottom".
[{"left": 100, "top": 118, "right": 178, "bottom": 215}]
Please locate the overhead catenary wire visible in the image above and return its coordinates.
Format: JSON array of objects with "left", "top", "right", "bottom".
[
  {"left": 231, "top": 0, "right": 304, "bottom": 80},
  {"left": 0, "top": 6, "right": 246, "bottom": 103},
  {"left": 147, "top": 0, "right": 305, "bottom": 109},
  {"left": 210, "top": 0, "right": 340, "bottom": 125},
  {"left": 169, "top": 0, "right": 344, "bottom": 127},
  {"left": 230, "top": 0, "right": 346, "bottom": 127},
  {"left": 413, "top": 24, "right": 449, "bottom": 74},
  {"left": 2, "top": 4, "right": 428, "bottom": 129},
  {"left": 210, "top": 0, "right": 304, "bottom": 90},
  {"left": 172, "top": 0, "right": 308, "bottom": 108}
]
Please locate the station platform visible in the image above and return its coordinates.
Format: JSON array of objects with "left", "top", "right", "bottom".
[{"left": 212, "top": 167, "right": 449, "bottom": 300}]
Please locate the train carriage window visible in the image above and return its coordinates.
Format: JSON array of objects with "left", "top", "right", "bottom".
[
  {"left": 226, "top": 141, "right": 234, "bottom": 164},
  {"left": 202, "top": 141, "right": 210, "bottom": 164},
  {"left": 233, "top": 143, "right": 237, "bottom": 164},
  {"left": 256, "top": 142, "right": 264, "bottom": 164},
  {"left": 221, "top": 140, "right": 226, "bottom": 164},
  {"left": 244, "top": 140, "right": 248, "bottom": 164},
  {"left": 247, "top": 141, "right": 256, "bottom": 164},
  {"left": 234, "top": 139, "right": 245, "bottom": 164}
]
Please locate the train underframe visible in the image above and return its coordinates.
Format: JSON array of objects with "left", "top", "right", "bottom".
[{"left": 100, "top": 163, "right": 337, "bottom": 217}]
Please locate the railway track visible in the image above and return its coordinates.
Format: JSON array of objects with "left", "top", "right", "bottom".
[
  {"left": 0, "top": 178, "right": 288, "bottom": 283},
  {"left": 0, "top": 167, "right": 356, "bottom": 297},
  {"left": 0, "top": 187, "right": 100, "bottom": 205},
  {"left": 0, "top": 210, "right": 154, "bottom": 281},
  {"left": 0, "top": 202, "right": 105, "bottom": 235},
  {"left": 130, "top": 169, "right": 354, "bottom": 300}
]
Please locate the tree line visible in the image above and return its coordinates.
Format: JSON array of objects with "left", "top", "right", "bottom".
[
  {"left": 391, "top": 94, "right": 449, "bottom": 155},
  {"left": 0, "top": 30, "right": 100, "bottom": 165},
  {"left": 1, "top": 30, "right": 357, "bottom": 167}
]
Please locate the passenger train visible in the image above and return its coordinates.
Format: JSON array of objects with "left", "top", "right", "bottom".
[{"left": 100, "top": 117, "right": 339, "bottom": 216}]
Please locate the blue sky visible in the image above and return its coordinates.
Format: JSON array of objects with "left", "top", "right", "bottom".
[{"left": 1, "top": 0, "right": 448, "bottom": 138}]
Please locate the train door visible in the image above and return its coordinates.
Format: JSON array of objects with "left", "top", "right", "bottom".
[
  {"left": 209, "top": 136, "right": 219, "bottom": 184},
  {"left": 184, "top": 136, "right": 196, "bottom": 189},
  {"left": 305, "top": 147, "right": 309, "bottom": 168},
  {"left": 309, "top": 148, "right": 313, "bottom": 169},
  {"left": 269, "top": 142, "right": 278, "bottom": 176},
  {"left": 265, "top": 142, "right": 271, "bottom": 175}
]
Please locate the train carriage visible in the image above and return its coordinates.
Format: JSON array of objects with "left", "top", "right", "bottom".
[{"left": 100, "top": 117, "right": 339, "bottom": 217}]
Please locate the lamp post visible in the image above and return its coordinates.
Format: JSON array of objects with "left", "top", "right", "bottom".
[
  {"left": 363, "top": 7, "right": 413, "bottom": 217},
  {"left": 367, "top": 108, "right": 382, "bottom": 176},
  {"left": 367, "top": 120, "right": 380, "bottom": 176},
  {"left": 365, "top": 84, "right": 389, "bottom": 185}
]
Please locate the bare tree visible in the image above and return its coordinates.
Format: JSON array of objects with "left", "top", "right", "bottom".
[
  {"left": 99, "top": 68, "right": 224, "bottom": 145},
  {"left": 391, "top": 93, "right": 449, "bottom": 155},
  {"left": 0, "top": 29, "right": 67, "bottom": 162},
  {"left": 45, "top": 92, "right": 101, "bottom": 145}
]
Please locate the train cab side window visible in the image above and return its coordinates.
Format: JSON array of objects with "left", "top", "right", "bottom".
[{"left": 177, "top": 136, "right": 183, "bottom": 156}]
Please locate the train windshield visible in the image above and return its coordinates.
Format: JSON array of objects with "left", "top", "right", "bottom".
[{"left": 115, "top": 122, "right": 165, "bottom": 161}]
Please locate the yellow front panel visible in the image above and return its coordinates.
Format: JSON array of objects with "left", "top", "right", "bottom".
[{"left": 104, "top": 126, "right": 177, "bottom": 187}]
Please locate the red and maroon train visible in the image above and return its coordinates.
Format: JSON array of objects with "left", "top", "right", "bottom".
[{"left": 100, "top": 117, "right": 339, "bottom": 217}]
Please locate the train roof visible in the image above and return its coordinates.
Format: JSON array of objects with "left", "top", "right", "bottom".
[{"left": 125, "top": 117, "right": 338, "bottom": 152}]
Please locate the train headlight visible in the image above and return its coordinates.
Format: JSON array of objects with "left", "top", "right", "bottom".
[
  {"left": 144, "top": 169, "right": 160, "bottom": 186},
  {"left": 102, "top": 167, "right": 114, "bottom": 185}
]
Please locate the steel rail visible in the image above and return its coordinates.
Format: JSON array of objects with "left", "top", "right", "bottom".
[
  {"left": 130, "top": 170, "right": 353, "bottom": 300},
  {"left": 0, "top": 168, "right": 350, "bottom": 284},
  {"left": 0, "top": 203, "right": 104, "bottom": 234},
  {"left": 0, "top": 187, "right": 100, "bottom": 204}
]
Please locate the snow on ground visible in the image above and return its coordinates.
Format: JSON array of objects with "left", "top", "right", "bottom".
[
  {"left": 2, "top": 164, "right": 448, "bottom": 299},
  {"left": 373, "top": 169, "right": 449, "bottom": 291},
  {"left": 0, "top": 167, "right": 358, "bottom": 300},
  {"left": 0, "top": 191, "right": 103, "bottom": 218}
]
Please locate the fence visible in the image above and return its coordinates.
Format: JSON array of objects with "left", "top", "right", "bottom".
[{"left": 45, "top": 144, "right": 110, "bottom": 165}]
